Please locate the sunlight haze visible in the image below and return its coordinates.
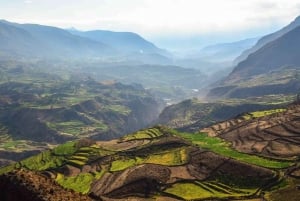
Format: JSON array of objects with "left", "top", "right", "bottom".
[{"left": 1, "top": 0, "right": 300, "bottom": 49}]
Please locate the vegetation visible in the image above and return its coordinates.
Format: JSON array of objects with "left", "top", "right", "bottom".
[
  {"left": 121, "top": 127, "right": 163, "bottom": 141},
  {"left": 0, "top": 141, "right": 77, "bottom": 174},
  {"left": 110, "top": 157, "right": 143, "bottom": 172},
  {"left": 56, "top": 172, "right": 95, "bottom": 194},
  {"left": 158, "top": 97, "right": 290, "bottom": 131},
  {"left": 165, "top": 181, "right": 256, "bottom": 200},
  {"left": 171, "top": 130, "right": 292, "bottom": 168},
  {"left": 243, "top": 108, "right": 286, "bottom": 120},
  {"left": 53, "top": 141, "right": 78, "bottom": 155},
  {"left": 0, "top": 65, "right": 161, "bottom": 157},
  {"left": 144, "top": 147, "right": 188, "bottom": 166}
]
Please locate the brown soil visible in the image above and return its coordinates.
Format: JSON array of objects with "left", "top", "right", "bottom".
[
  {"left": 0, "top": 169, "right": 93, "bottom": 201},
  {"left": 188, "top": 150, "right": 275, "bottom": 184},
  {"left": 201, "top": 104, "right": 300, "bottom": 158},
  {"left": 90, "top": 164, "right": 170, "bottom": 197},
  {"left": 97, "top": 139, "right": 150, "bottom": 151},
  {"left": 89, "top": 149, "right": 275, "bottom": 200}
]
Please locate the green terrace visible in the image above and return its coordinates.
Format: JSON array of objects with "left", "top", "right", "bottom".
[
  {"left": 171, "top": 130, "right": 292, "bottom": 169},
  {"left": 164, "top": 181, "right": 257, "bottom": 200}
]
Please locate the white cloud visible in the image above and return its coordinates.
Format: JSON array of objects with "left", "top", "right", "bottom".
[
  {"left": 2, "top": 0, "right": 300, "bottom": 37},
  {"left": 24, "top": 0, "right": 33, "bottom": 4}
]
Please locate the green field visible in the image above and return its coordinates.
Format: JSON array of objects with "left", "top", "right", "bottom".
[
  {"left": 171, "top": 130, "right": 292, "bottom": 168},
  {"left": 243, "top": 108, "right": 286, "bottom": 120},
  {"left": 165, "top": 181, "right": 256, "bottom": 200},
  {"left": 121, "top": 127, "right": 163, "bottom": 141},
  {"left": 56, "top": 172, "right": 96, "bottom": 194}
]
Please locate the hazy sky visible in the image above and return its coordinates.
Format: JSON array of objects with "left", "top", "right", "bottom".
[{"left": 1, "top": 0, "right": 300, "bottom": 49}]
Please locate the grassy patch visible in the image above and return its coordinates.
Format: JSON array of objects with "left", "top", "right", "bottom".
[
  {"left": 46, "top": 120, "right": 108, "bottom": 136},
  {"left": 165, "top": 182, "right": 256, "bottom": 200},
  {"left": 56, "top": 172, "right": 95, "bottom": 194},
  {"left": 243, "top": 108, "right": 286, "bottom": 120},
  {"left": 110, "top": 157, "right": 143, "bottom": 172},
  {"left": 67, "top": 159, "right": 86, "bottom": 166},
  {"left": 122, "top": 127, "right": 163, "bottom": 141},
  {"left": 18, "top": 150, "right": 66, "bottom": 170},
  {"left": 46, "top": 121, "right": 86, "bottom": 136},
  {"left": 104, "top": 104, "right": 131, "bottom": 115},
  {"left": 0, "top": 141, "right": 77, "bottom": 174},
  {"left": 145, "top": 148, "right": 188, "bottom": 166},
  {"left": 0, "top": 140, "right": 30, "bottom": 150},
  {"left": 53, "top": 141, "right": 77, "bottom": 155},
  {"left": 171, "top": 130, "right": 291, "bottom": 169}
]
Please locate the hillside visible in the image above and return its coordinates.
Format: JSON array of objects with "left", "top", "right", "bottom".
[
  {"left": 0, "top": 104, "right": 300, "bottom": 201},
  {"left": 229, "top": 26, "right": 300, "bottom": 81},
  {"left": 0, "top": 20, "right": 115, "bottom": 59},
  {"left": 207, "top": 20, "right": 300, "bottom": 99},
  {"left": 0, "top": 63, "right": 163, "bottom": 166},
  {"left": 157, "top": 97, "right": 292, "bottom": 132},
  {"left": 69, "top": 29, "right": 172, "bottom": 65},
  {"left": 69, "top": 29, "right": 168, "bottom": 55},
  {"left": 201, "top": 103, "right": 300, "bottom": 159},
  {"left": 0, "top": 19, "right": 173, "bottom": 64},
  {"left": 208, "top": 67, "right": 300, "bottom": 99},
  {"left": 198, "top": 37, "right": 258, "bottom": 63},
  {"left": 234, "top": 15, "right": 300, "bottom": 64}
]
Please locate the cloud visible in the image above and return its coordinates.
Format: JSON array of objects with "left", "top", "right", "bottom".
[
  {"left": 3, "top": 0, "right": 300, "bottom": 37},
  {"left": 256, "top": 2, "right": 278, "bottom": 9},
  {"left": 24, "top": 0, "right": 33, "bottom": 4}
]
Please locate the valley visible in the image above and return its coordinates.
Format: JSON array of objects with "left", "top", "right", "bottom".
[
  {"left": 0, "top": 62, "right": 163, "bottom": 166},
  {"left": 1, "top": 109, "right": 299, "bottom": 200},
  {"left": 0, "top": 6, "right": 300, "bottom": 201}
]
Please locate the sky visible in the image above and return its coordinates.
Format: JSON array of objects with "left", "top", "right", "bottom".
[{"left": 1, "top": 0, "right": 300, "bottom": 50}]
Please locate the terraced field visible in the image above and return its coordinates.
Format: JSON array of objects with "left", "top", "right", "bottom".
[
  {"left": 165, "top": 181, "right": 256, "bottom": 200},
  {"left": 1, "top": 123, "right": 297, "bottom": 201},
  {"left": 201, "top": 104, "right": 300, "bottom": 159}
]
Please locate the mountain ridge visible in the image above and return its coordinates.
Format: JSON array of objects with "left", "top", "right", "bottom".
[
  {"left": 228, "top": 25, "right": 300, "bottom": 82},
  {"left": 234, "top": 15, "right": 300, "bottom": 65},
  {"left": 207, "top": 17, "right": 300, "bottom": 99},
  {"left": 0, "top": 20, "right": 116, "bottom": 59},
  {"left": 0, "top": 19, "right": 172, "bottom": 64}
]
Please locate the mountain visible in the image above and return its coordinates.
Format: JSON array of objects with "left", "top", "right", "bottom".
[
  {"left": 1, "top": 101, "right": 300, "bottom": 200},
  {"left": 197, "top": 37, "right": 258, "bottom": 63},
  {"left": 171, "top": 38, "right": 258, "bottom": 87},
  {"left": 207, "top": 20, "right": 300, "bottom": 99},
  {"left": 229, "top": 26, "right": 300, "bottom": 80},
  {"left": 69, "top": 29, "right": 167, "bottom": 54},
  {"left": 0, "top": 20, "right": 115, "bottom": 59},
  {"left": 0, "top": 21, "right": 44, "bottom": 57},
  {"left": 69, "top": 29, "right": 173, "bottom": 64},
  {"left": 235, "top": 15, "right": 300, "bottom": 64},
  {"left": 0, "top": 19, "right": 173, "bottom": 64}
]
